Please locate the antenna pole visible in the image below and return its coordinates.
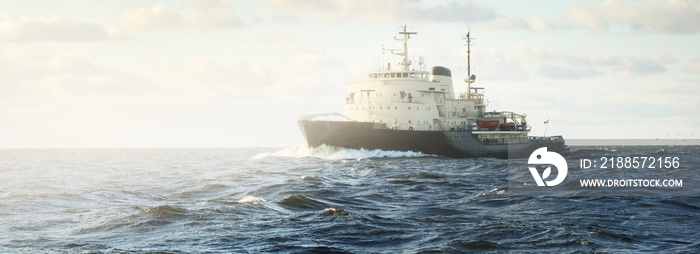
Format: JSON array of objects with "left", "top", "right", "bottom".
[
  {"left": 467, "top": 33, "right": 471, "bottom": 80},
  {"left": 463, "top": 28, "right": 475, "bottom": 98}
]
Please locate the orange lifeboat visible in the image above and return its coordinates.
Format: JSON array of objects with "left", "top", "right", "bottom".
[{"left": 476, "top": 119, "right": 499, "bottom": 129}]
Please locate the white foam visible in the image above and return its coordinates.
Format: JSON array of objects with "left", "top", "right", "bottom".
[
  {"left": 237, "top": 196, "right": 265, "bottom": 204},
  {"left": 252, "top": 144, "right": 432, "bottom": 160},
  {"left": 236, "top": 195, "right": 292, "bottom": 214}
]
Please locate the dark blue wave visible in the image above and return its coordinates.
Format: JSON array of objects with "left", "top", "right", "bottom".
[{"left": 1, "top": 146, "right": 699, "bottom": 253}]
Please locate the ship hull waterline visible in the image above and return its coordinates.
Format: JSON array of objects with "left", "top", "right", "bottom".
[{"left": 298, "top": 120, "right": 566, "bottom": 158}]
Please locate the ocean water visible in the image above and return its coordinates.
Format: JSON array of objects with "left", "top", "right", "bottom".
[{"left": 1, "top": 146, "right": 699, "bottom": 253}]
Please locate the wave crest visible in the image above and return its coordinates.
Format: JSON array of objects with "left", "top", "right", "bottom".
[
  {"left": 237, "top": 196, "right": 266, "bottom": 205},
  {"left": 139, "top": 205, "right": 187, "bottom": 218},
  {"left": 321, "top": 207, "right": 352, "bottom": 216}
]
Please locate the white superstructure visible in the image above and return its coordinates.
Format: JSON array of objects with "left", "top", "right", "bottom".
[{"left": 344, "top": 25, "right": 527, "bottom": 134}]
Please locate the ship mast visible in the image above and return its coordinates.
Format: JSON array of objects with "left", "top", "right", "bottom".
[
  {"left": 394, "top": 25, "right": 417, "bottom": 71},
  {"left": 463, "top": 29, "right": 476, "bottom": 98}
]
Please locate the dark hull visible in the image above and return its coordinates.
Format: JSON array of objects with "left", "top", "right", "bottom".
[{"left": 298, "top": 120, "right": 566, "bottom": 158}]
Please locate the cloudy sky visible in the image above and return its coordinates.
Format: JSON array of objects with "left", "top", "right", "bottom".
[{"left": 1, "top": 0, "right": 699, "bottom": 148}]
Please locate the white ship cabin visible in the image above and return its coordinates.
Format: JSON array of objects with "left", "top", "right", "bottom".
[{"left": 344, "top": 26, "right": 529, "bottom": 133}]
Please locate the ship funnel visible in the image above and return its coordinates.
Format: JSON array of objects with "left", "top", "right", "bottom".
[
  {"left": 431, "top": 66, "right": 451, "bottom": 77},
  {"left": 431, "top": 66, "right": 452, "bottom": 86}
]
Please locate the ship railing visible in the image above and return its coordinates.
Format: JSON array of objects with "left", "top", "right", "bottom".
[
  {"left": 392, "top": 122, "right": 480, "bottom": 132},
  {"left": 365, "top": 97, "right": 429, "bottom": 104},
  {"left": 528, "top": 135, "right": 564, "bottom": 141},
  {"left": 353, "top": 97, "right": 447, "bottom": 105},
  {"left": 391, "top": 123, "right": 445, "bottom": 131},
  {"left": 449, "top": 111, "right": 480, "bottom": 118}
]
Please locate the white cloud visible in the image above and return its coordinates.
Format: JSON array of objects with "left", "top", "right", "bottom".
[
  {"left": 0, "top": 48, "right": 242, "bottom": 148},
  {"left": 183, "top": 56, "right": 271, "bottom": 97},
  {"left": 565, "top": 0, "right": 700, "bottom": 34},
  {"left": 481, "top": 16, "right": 557, "bottom": 32},
  {"left": 529, "top": 17, "right": 552, "bottom": 32},
  {"left": 538, "top": 65, "right": 601, "bottom": 80},
  {"left": 0, "top": 49, "right": 165, "bottom": 108},
  {"left": 266, "top": 0, "right": 496, "bottom": 23},
  {"left": 122, "top": 0, "right": 246, "bottom": 30},
  {"left": 267, "top": 0, "right": 563, "bottom": 33},
  {"left": 684, "top": 59, "right": 700, "bottom": 73},
  {"left": 0, "top": 12, "right": 120, "bottom": 41},
  {"left": 149, "top": 37, "right": 347, "bottom": 107},
  {"left": 472, "top": 48, "right": 528, "bottom": 81},
  {"left": 480, "top": 17, "right": 529, "bottom": 30},
  {"left": 508, "top": 44, "right": 677, "bottom": 79}
]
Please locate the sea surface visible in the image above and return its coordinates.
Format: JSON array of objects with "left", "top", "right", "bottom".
[{"left": 1, "top": 146, "right": 699, "bottom": 253}]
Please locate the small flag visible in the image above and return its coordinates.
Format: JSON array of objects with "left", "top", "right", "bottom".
[{"left": 544, "top": 119, "right": 549, "bottom": 124}]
